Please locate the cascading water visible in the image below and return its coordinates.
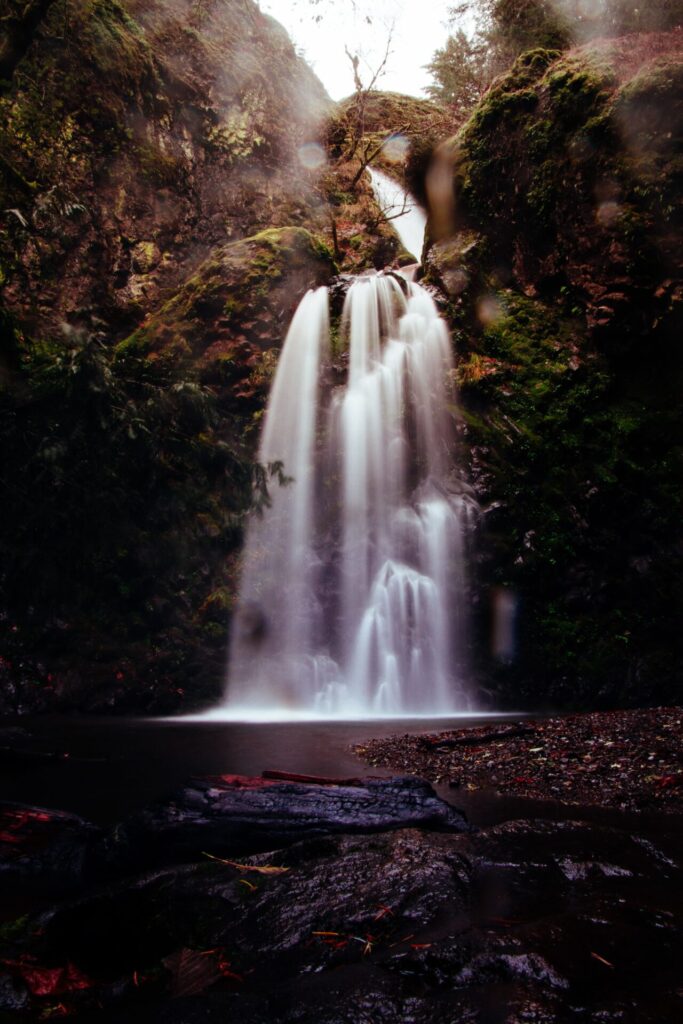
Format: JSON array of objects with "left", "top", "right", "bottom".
[
  {"left": 368, "top": 167, "right": 426, "bottom": 263},
  {"left": 224, "top": 272, "right": 475, "bottom": 717}
]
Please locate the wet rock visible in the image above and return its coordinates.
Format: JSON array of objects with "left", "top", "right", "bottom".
[
  {"left": 108, "top": 774, "right": 468, "bottom": 869},
  {"left": 7, "top": 813, "right": 682, "bottom": 1023},
  {"left": 0, "top": 802, "right": 100, "bottom": 884},
  {"left": 0, "top": 972, "right": 28, "bottom": 1012}
]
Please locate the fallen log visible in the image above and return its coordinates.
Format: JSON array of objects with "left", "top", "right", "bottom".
[
  {"left": 419, "top": 726, "right": 536, "bottom": 750},
  {"left": 261, "top": 769, "right": 368, "bottom": 786}
]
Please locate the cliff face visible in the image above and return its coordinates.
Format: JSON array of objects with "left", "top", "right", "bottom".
[
  {"left": 0, "top": 0, "right": 342, "bottom": 714},
  {"left": 423, "top": 31, "right": 683, "bottom": 708},
  {"left": 0, "top": 0, "right": 331, "bottom": 340}
]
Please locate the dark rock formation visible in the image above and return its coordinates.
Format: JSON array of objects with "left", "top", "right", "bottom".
[
  {"left": 1, "top": 781, "right": 680, "bottom": 1023},
  {"left": 107, "top": 774, "right": 468, "bottom": 868},
  {"left": 0, "top": 801, "right": 100, "bottom": 906}
]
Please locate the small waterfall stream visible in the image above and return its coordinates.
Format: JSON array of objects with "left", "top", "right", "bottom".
[
  {"left": 368, "top": 167, "right": 426, "bottom": 263},
  {"left": 223, "top": 269, "right": 475, "bottom": 718}
]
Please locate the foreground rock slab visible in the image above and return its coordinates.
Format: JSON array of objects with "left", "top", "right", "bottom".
[{"left": 108, "top": 774, "right": 468, "bottom": 869}]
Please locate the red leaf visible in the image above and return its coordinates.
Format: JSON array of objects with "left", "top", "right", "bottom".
[
  {"left": 2, "top": 960, "right": 92, "bottom": 996},
  {"left": 656, "top": 775, "right": 679, "bottom": 789}
]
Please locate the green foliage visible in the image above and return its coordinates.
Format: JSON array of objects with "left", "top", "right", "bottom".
[
  {"left": 0, "top": 331, "right": 247, "bottom": 610},
  {"left": 457, "top": 293, "right": 683, "bottom": 706},
  {"left": 135, "top": 143, "right": 186, "bottom": 187},
  {"left": 427, "top": 0, "right": 682, "bottom": 125},
  {"left": 0, "top": 0, "right": 157, "bottom": 199},
  {"left": 426, "top": 0, "right": 570, "bottom": 119},
  {"left": 486, "top": 0, "right": 572, "bottom": 66},
  {"left": 0, "top": 321, "right": 291, "bottom": 710},
  {"left": 424, "top": 30, "right": 490, "bottom": 118}
]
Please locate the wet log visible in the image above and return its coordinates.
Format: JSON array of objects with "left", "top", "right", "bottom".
[{"left": 419, "top": 726, "right": 536, "bottom": 750}]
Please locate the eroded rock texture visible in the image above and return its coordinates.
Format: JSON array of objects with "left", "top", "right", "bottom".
[{"left": 1, "top": 777, "right": 680, "bottom": 1023}]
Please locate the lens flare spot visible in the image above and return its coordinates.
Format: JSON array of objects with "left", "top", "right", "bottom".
[
  {"left": 298, "top": 142, "right": 327, "bottom": 170},
  {"left": 491, "top": 587, "right": 517, "bottom": 663},
  {"left": 596, "top": 201, "right": 621, "bottom": 227},
  {"left": 442, "top": 268, "right": 470, "bottom": 296},
  {"left": 477, "top": 294, "right": 503, "bottom": 326},
  {"left": 382, "top": 133, "right": 410, "bottom": 163}
]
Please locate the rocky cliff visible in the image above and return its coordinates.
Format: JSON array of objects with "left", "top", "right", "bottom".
[
  {"left": 0, "top": 0, "right": 343, "bottom": 712},
  {"left": 0, "top": 0, "right": 333, "bottom": 339}
]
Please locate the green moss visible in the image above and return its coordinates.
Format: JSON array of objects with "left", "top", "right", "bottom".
[
  {"left": 526, "top": 161, "right": 560, "bottom": 225},
  {"left": 455, "top": 282, "right": 683, "bottom": 707},
  {"left": 80, "top": 0, "right": 157, "bottom": 92},
  {"left": 0, "top": 914, "right": 29, "bottom": 943},
  {"left": 135, "top": 143, "right": 185, "bottom": 187},
  {"left": 118, "top": 226, "right": 336, "bottom": 364},
  {"left": 0, "top": 0, "right": 159, "bottom": 200}
]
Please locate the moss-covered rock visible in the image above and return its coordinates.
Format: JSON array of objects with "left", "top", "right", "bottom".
[
  {"left": 424, "top": 31, "right": 683, "bottom": 709},
  {"left": 121, "top": 225, "right": 336, "bottom": 382},
  {"left": 426, "top": 32, "right": 682, "bottom": 349}
]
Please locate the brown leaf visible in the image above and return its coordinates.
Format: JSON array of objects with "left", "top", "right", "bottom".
[
  {"left": 590, "top": 951, "right": 615, "bottom": 969},
  {"left": 202, "top": 851, "right": 289, "bottom": 874},
  {"left": 162, "top": 949, "right": 222, "bottom": 997}
]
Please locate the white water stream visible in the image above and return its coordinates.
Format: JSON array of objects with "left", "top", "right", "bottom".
[
  {"left": 368, "top": 167, "right": 427, "bottom": 263},
  {"left": 222, "top": 269, "right": 475, "bottom": 717}
]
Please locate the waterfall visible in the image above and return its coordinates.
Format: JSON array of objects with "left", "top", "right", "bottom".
[
  {"left": 223, "top": 273, "right": 475, "bottom": 718},
  {"left": 368, "top": 167, "right": 427, "bottom": 263}
]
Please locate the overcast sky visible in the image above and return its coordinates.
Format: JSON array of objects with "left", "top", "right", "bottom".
[{"left": 260, "top": 0, "right": 458, "bottom": 100}]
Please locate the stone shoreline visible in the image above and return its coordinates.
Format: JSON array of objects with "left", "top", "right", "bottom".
[{"left": 354, "top": 707, "right": 683, "bottom": 814}]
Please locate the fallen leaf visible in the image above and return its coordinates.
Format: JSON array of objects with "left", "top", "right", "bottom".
[
  {"left": 202, "top": 852, "right": 289, "bottom": 874},
  {"left": 162, "top": 948, "right": 222, "bottom": 997},
  {"left": 590, "top": 951, "right": 614, "bottom": 969},
  {"left": 2, "top": 960, "right": 92, "bottom": 997}
]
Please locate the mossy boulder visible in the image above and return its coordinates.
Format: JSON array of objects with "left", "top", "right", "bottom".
[
  {"left": 121, "top": 225, "right": 336, "bottom": 389},
  {"left": 425, "top": 31, "right": 683, "bottom": 350}
]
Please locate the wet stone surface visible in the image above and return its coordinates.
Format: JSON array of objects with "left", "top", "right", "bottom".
[
  {"left": 106, "top": 773, "right": 469, "bottom": 870},
  {"left": 0, "top": 775, "right": 681, "bottom": 1022}
]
